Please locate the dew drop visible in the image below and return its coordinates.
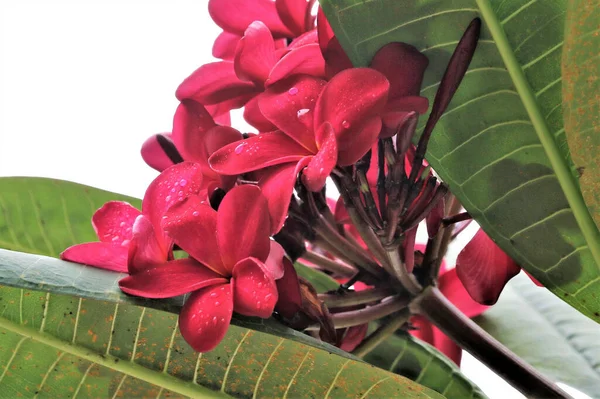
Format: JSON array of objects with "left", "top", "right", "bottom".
[
  {"left": 178, "top": 190, "right": 184, "bottom": 196},
  {"left": 288, "top": 87, "right": 298, "bottom": 95},
  {"left": 212, "top": 316, "right": 218, "bottom": 325},
  {"left": 265, "top": 293, "right": 272, "bottom": 301},
  {"left": 256, "top": 301, "right": 261, "bottom": 307},
  {"left": 165, "top": 195, "right": 172, "bottom": 202},
  {"left": 112, "top": 236, "right": 120, "bottom": 242},
  {"left": 179, "top": 178, "right": 187, "bottom": 187},
  {"left": 296, "top": 108, "right": 309, "bottom": 118},
  {"left": 210, "top": 292, "right": 217, "bottom": 298},
  {"left": 119, "top": 221, "right": 126, "bottom": 227},
  {"left": 197, "top": 327, "right": 203, "bottom": 333},
  {"left": 215, "top": 301, "right": 220, "bottom": 306},
  {"left": 170, "top": 187, "right": 176, "bottom": 193},
  {"left": 234, "top": 143, "right": 246, "bottom": 154},
  {"left": 192, "top": 211, "right": 200, "bottom": 217},
  {"left": 121, "top": 239, "right": 130, "bottom": 247},
  {"left": 342, "top": 120, "right": 351, "bottom": 129}
]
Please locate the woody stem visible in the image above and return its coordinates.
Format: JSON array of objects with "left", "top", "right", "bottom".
[{"left": 412, "top": 287, "right": 571, "bottom": 398}]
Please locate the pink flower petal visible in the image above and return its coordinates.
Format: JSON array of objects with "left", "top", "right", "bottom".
[
  {"left": 276, "top": 0, "right": 310, "bottom": 36},
  {"left": 264, "top": 240, "right": 286, "bottom": 280},
  {"left": 92, "top": 201, "right": 141, "bottom": 245},
  {"left": 339, "top": 324, "right": 368, "bottom": 352},
  {"left": 243, "top": 96, "right": 278, "bottom": 132},
  {"left": 162, "top": 195, "right": 229, "bottom": 276},
  {"left": 217, "top": 185, "right": 271, "bottom": 270},
  {"left": 206, "top": 103, "right": 232, "bottom": 126},
  {"left": 302, "top": 122, "right": 337, "bottom": 192},
  {"left": 426, "top": 198, "right": 444, "bottom": 238},
  {"left": 432, "top": 326, "right": 463, "bottom": 365},
  {"left": 60, "top": 242, "right": 129, "bottom": 273},
  {"left": 267, "top": 43, "right": 326, "bottom": 85},
  {"left": 336, "top": 116, "right": 382, "bottom": 166},
  {"left": 288, "top": 29, "right": 318, "bottom": 49},
  {"left": 456, "top": 229, "right": 521, "bottom": 305},
  {"left": 208, "top": 0, "right": 293, "bottom": 38},
  {"left": 176, "top": 61, "right": 258, "bottom": 105},
  {"left": 275, "top": 257, "right": 303, "bottom": 319},
  {"left": 258, "top": 160, "right": 310, "bottom": 234},
  {"left": 370, "top": 43, "right": 428, "bottom": 100},
  {"left": 172, "top": 99, "right": 216, "bottom": 163},
  {"left": 231, "top": 257, "right": 278, "bottom": 318},
  {"left": 213, "top": 31, "right": 241, "bottom": 60},
  {"left": 179, "top": 283, "right": 234, "bottom": 352},
  {"left": 209, "top": 131, "right": 313, "bottom": 175},
  {"left": 234, "top": 21, "right": 277, "bottom": 85},
  {"left": 119, "top": 258, "right": 228, "bottom": 298},
  {"left": 259, "top": 75, "right": 326, "bottom": 153},
  {"left": 322, "top": 37, "right": 354, "bottom": 79},
  {"left": 127, "top": 215, "right": 170, "bottom": 274},
  {"left": 142, "top": 162, "right": 204, "bottom": 254},
  {"left": 141, "top": 133, "right": 178, "bottom": 172},
  {"left": 409, "top": 315, "right": 434, "bottom": 344},
  {"left": 438, "top": 266, "right": 488, "bottom": 319},
  {"left": 315, "top": 68, "right": 389, "bottom": 142}
]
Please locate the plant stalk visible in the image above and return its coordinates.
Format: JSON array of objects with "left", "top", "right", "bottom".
[
  {"left": 352, "top": 309, "right": 411, "bottom": 358},
  {"left": 301, "top": 250, "right": 357, "bottom": 277},
  {"left": 412, "top": 287, "right": 571, "bottom": 399},
  {"left": 319, "top": 287, "right": 395, "bottom": 308}
]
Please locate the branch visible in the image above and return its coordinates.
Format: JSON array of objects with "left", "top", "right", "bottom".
[{"left": 411, "top": 287, "right": 571, "bottom": 398}]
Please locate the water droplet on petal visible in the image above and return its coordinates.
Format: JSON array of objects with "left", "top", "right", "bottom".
[
  {"left": 257, "top": 301, "right": 261, "bottom": 307},
  {"left": 197, "top": 327, "right": 203, "bottom": 333},
  {"left": 234, "top": 143, "right": 246, "bottom": 154},
  {"left": 170, "top": 187, "right": 176, "bottom": 193},
  {"left": 212, "top": 316, "right": 218, "bottom": 325},
  {"left": 215, "top": 301, "right": 220, "bottom": 306},
  {"left": 178, "top": 190, "right": 184, "bottom": 196},
  {"left": 210, "top": 292, "right": 217, "bottom": 298},
  {"left": 288, "top": 87, "right": 298, "bottom": 95},
  {"left": 179, "top": 179, "right": 187, "bottom": 187},
  {"left": 192, "top": 211, "right": 199, "bottom": 217},
  {"left": 297, "top": 108, "right": 309, "bottom": 118},
  {"left": 265, "top": 293, "right": 272, "bottom": 301},
  {"left": 342, "top": 120, "right": 351, "bottom": 129},
  {"left": 165, "top": 195, "right": 171, "bottom": 202},
  {"left": 119, "top": 221, "right": 126, "bottom": 227},
  {"left": 121, "top": 239, "right": 130, "bottom": 247}
]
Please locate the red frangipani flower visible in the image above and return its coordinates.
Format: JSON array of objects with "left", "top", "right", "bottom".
[
  {"left": 60, "top": 162, "right": 205, "bottom": 273},
  {"left": 118, "top": 185, "right": 285, "bottom": 352},
  {"left": 176, "top": 20, "right": 324, "bottom": 127},
  {"left": 209, "top": 0, "right": 316, "bottom": 60},
  {"left": 209, "top": 68, "right": 389, "bottom": 232}
]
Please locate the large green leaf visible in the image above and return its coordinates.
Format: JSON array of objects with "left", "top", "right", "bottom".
[
  {"left": 0, "top": 249, "right": 443, "bottom": 398},
  {"left": 320, "top": 0, "right": 600, "bottom": 321},
  {"left": 364, "top": 332, "right": 487, "bottom": 398},
  {"left": 0, "top": 177, "right": 479, "bottom": 397},
  {"left": 476, "top": 273, "right": 600, "bottom": 398},
  {"left": 562, "top": 0, "right": 600, "bottom": 228}
]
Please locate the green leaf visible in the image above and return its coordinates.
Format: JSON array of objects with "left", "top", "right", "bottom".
[
  {"left": 476, "top": 273, "right": 600, "bottom": 398},
  {"left": 364, "top": 332, "right": 487, "bottom": 399},
  {"left": 0, "top": 249, "right": 443, "bottom": 398},
  {"left": 295, "top": 262, "right": 340, "bottom": 292},
  {"left": 320, "top": 0, "right": 600, "bottom": 321},
  {"left": 562, "top": 0, "right": 600, "bottom": 228}
]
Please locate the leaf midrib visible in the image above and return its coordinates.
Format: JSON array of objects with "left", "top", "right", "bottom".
[
  {"left": 0, "top": 315, "right": 230, "bottom": 399},
  {"left": 475, "top": 0, "right": 600, "bottom": 271}
]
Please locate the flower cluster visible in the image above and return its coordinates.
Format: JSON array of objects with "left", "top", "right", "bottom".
[{"left": 61, "top": 0, "right": 532, "bottom": 363}]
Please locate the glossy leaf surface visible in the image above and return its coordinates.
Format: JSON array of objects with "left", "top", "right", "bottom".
[{"left": 320, "top": 0, "right": 600, "bottom": 321}]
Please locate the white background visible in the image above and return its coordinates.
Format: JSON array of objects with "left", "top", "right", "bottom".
[{"left": 0, "top": 1, "right": 588, "bottom": 398}]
